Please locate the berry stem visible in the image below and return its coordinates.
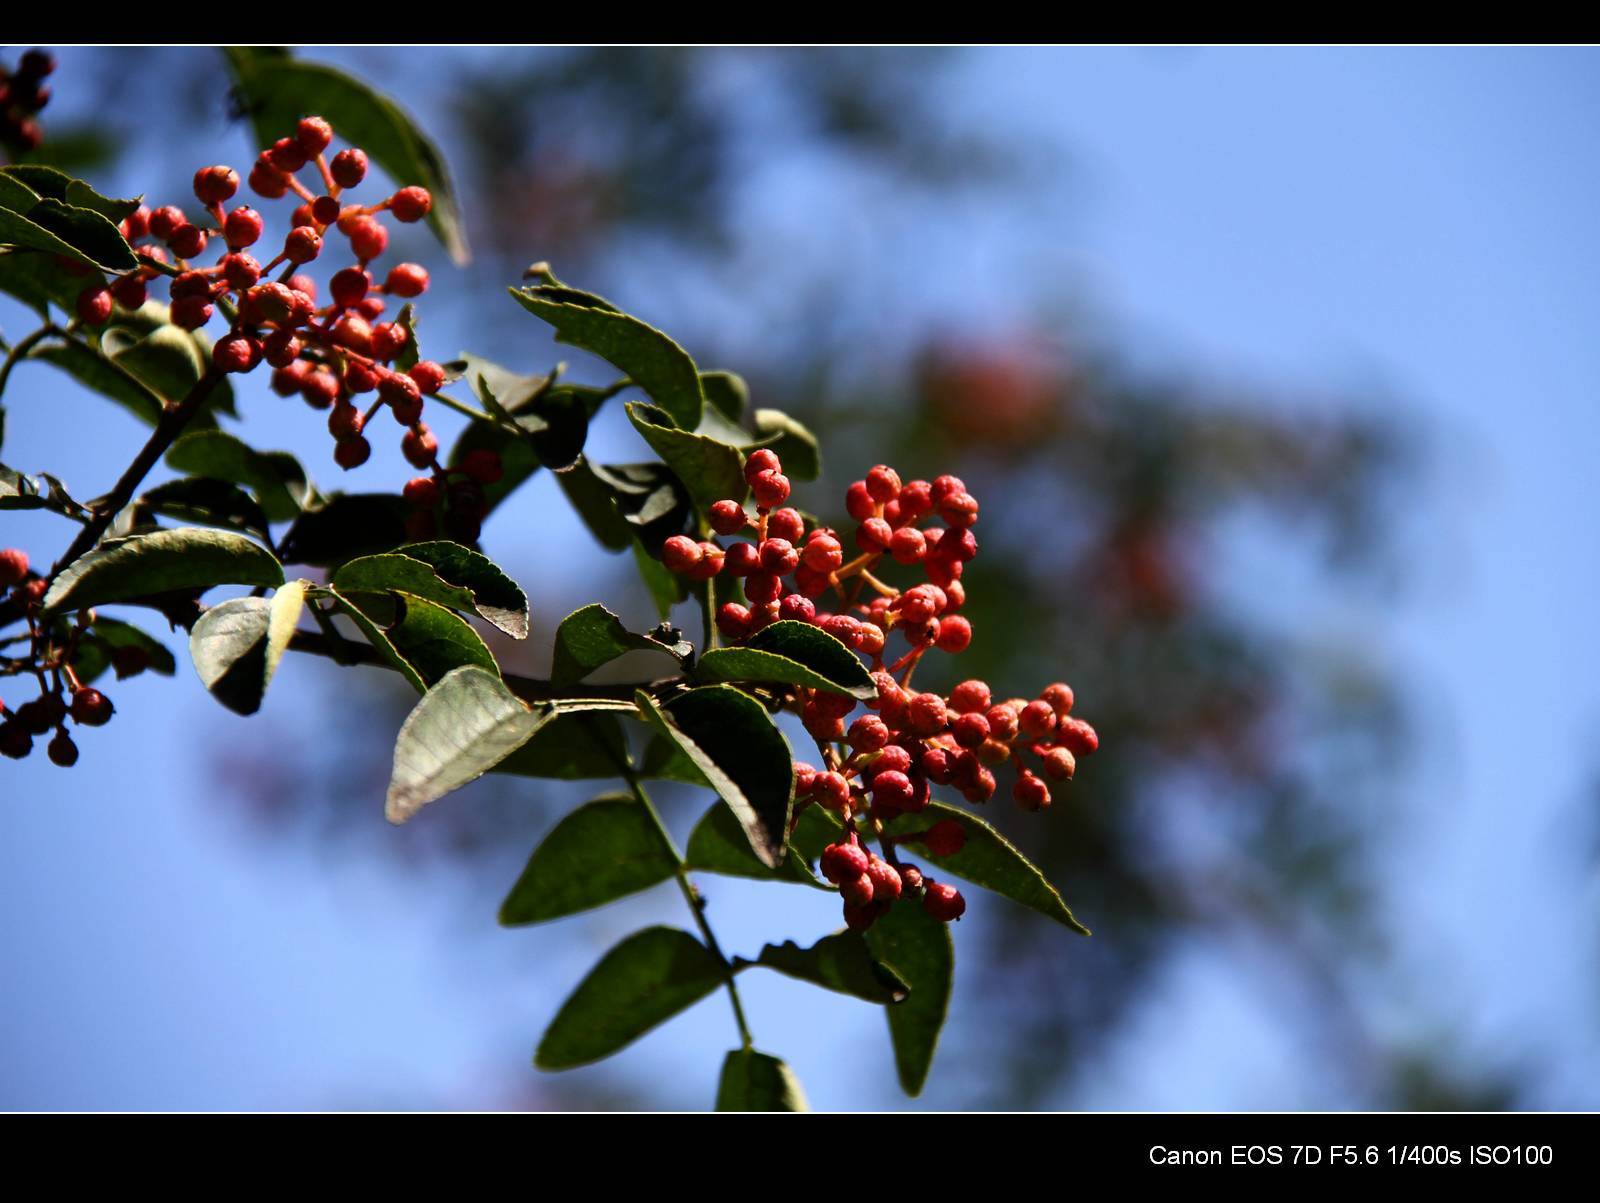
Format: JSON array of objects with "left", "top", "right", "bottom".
[
  {"left": 619, "top": 760, "right": 756, "bottom": 1051},
  {"left": 0, "top": 323, "right": 57, "bottom": 399}
]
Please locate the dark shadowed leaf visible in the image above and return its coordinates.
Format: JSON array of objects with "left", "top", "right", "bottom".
[
  {"left": 743, "top": 931, "right": 909, "bottom": 1004},
  {"left": 887, "top": 801, "right": 1090, "bottom": 935},
  {"left": 135, "top": 477, "right": 272, "bottom": 541},
  {"left": 223, "top": 47, "right": 468, "bottom": 263},
  {"left": 337, "top": 590, "right": 496, "bottom": 688},
  {"left": 550, "top": 603, "right": 691, "bottom": 687},
  {"left": 494, "top": 709, "right": 632, "bottom": 780},
  {"left": 715, "top": 1049, "right": 808, "bottom": 1112},
  {"left": 535, "top": 926, "right": 725, "bottom": 1070},
  {"left": 499, "top": 794, "right": 678, "bottom": 925},
  {"left": 635, "top": 685, "right": 794, "bottom": 869},
  {"left": 43, "top": 528, "right": 283, "bottom": 616},
  {"left": 188, "top": 582, "right": 306, "bottom": 715},
  {"left": 700, "top": 371, "right": 748, "bottom": 421},
  {"left": 277, "top": 493, "right": 409, "bottom": 567},
  {"left": 696, "top": 620, "right": 875, "bottom": 699},
  {"left": 684, "top": 800, "right": 835, "bottom": 890},
  {"left": 511, "top": 285, "right": 704, "bottom": 429},
  {"left": 68, "top": 617, "right": 177, "bottom": 684},
  {"left": 386, "top": 665, "right": 549, "bottom": 823},
  {"left": 864, "top": 899, "right": 953, "bottom": 1097},
  {"left": 555, "top": 455, "right": 636, "bottom": 551},
  {"left": 0, "top": 165, "right": 141, "bottom": 223},
  {"left": 0, "top": 196, "right": 135, "bottom": 271},
  {"left": 166, "top": 430, "right": 311, "bottom": 522}
]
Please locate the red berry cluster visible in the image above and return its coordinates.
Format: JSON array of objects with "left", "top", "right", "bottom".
[
  {"left": 67, "top": 115, "right": 475, "bottom": 497},
  {"left": 0, "top": 49, "right": 53, "bottom": 156},
  {"left": 663, "top": 450, "right": 1099, "bottom": 930},
  {"left": 0, "top": 546, "right": 135, "bottom": 767}
]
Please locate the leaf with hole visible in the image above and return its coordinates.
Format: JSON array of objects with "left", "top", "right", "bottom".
[{"left": 535, "top": 926, "right": 726, "bottom": 1070}]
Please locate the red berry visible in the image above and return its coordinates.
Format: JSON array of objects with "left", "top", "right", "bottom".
[
  {"left": 0, "top": 548, "right": 28, "bottom": 587},
  {"left": 389, "top": 186, "right": 433, "bottom": 223},
  {"left": 687, "top": 542, "right": 725, "bottom": 580},
  {"left": 403, "top": 476, "right": 440, "bottom": 507},
  {"left": 408, "top": 360, "right": 446, "bottom": 395},
  {"left": 907, "top": 692, "right": 948, "bottom": 736},
  {"left": 856, "top": 518, "right": 893, "bottom": 552},
  {"left": 1019, "top": 699, "right": 1058, "bottom": 739},
  {"left": 192, "top": 165, "right": 238, "bottom": 206},
  {"left": 47, "top": 730, "right": 79, "bottom": 767},
  {"left": 765, "top": 508, "right": 804, "bottom": 544},
  {"left": 716, "top": 602, "right": 752, "bottom": 640},
  {"left": 1041, "top": 683, "right": 1075, "bottom": 717},
  {"left": 74, "top": 284, "right": 112, "bottom": 326},
  {"left": 347, "top": 216, "right": 388, "bottom": 261},
  {"left": 248, "top": 161, "right": 289, "bottom": 199},
  {"left": 330, "top": 313, "right": 374, "bottom": 356},
  {"left": 330, "top": 267, "right": 370, "bottom": 309},
  {"left": 985, "top": 703, "right": 1019, "bottom": 742},
  {"left": 843, "top": 901, "right": 881, "bottom": 932},
  {"left": 327, "top": 404, "right": 365, "bottom": 440},
  {"left": 385, "top": 262, "right": 429, "bottom": 297},
  {"left": 923, "top": 881, "right": 966, "bottom": 922},
  {"left": 357, "top": 296, "right": 387, "bottom": 320},
  {"left": 111, "top": 274, "right": 148, "bottom": 310},
  {"left": 757, "top": 537, "right": 798, "bottom": 575},
  {"left": 212, "top": 334, "right": 261, "bottom": 374},
  {"left": 401, "top": 425, "right": 438, "bottom": 469},
  {"left": 848, "top": 714, "right": 889, "bottom": 753},
  {"left": 368, "top": 321, "right": 406, "bottom": 361},
  {"left": 311, "top": 194, "right": 342, "bottom": 226},
  {"left": 743, "top": 448, "right": 781, "bottom": 481},
  {"left": 820, "top": 840, "right": 870, "bottom": 884},
  {"left": 723, "top": 542, "right": 759, "bottom": 576},
  {"left": 935, "top": 614, "right": 972, "bottom": 653},
  {"left": 889, "top": 526, "right": 926, "bottom": 564},
  {"left": 296, "top": 116, "right": 333, "bottom": 156},
  {"left": 1056, "top": 717, "right": 1099, "bottom": 757},
  {"left": 284, "top": 226, "right": 322, "bottom": 264},
  {"left": 168, "top": 223, "right": 206, "bottom": 259},
  {"left": 952, "top": 711, "right": 990, "bottom": 749},
  {"left": 333, "top": 434, "right": 372, "bottom": 469},
  {"left": 148, "top": 205, "right": 185, "bottom": 240},
  {"left": 1013, "top": 770, "right": 1051, "bottom": 812},
  {"left": 813, "top": 772, "right": 850, "bottom": 811},
  {"left": 777, "top": 593, "right": 815, "bottom": 624},
  {"left": 1041, "top": 746, "right": 1077, "bottom": 781},
  {"left": 662, "top": 535, "right": 703, "bottom": 574},
  {"left": 69, "top": 687, "right": 113, "bottom": 727},
  {"left": 866, "top": 854, "right": 902, "bottom": 902},
  {"left": 749, "top": 470, "right": 790, "bottom": 509},
  {"left": 840, "top": 872, "right": 875, "bottom": 906},
  {"left": 0, "top": 723, "right": 33, "bottom": 760},
  {"left": 300, "top": 368, "right": 340, "bottom": 409},
  {"left": 709, "top": 499, "right": 746, "bottom": 535},
  {"left": 263, "top": 330, "right": 301, "bottom": 369},
  {"left": 865, "top": 464, "right": 901, "bottom": 503},
  {"left": 745, "top": 571, "right": 783, "bottom": 605},
  {"left": 221, "top": 252, "right": 262, "bottom": 291},
  {"left": 845, "top": 481, "right": 876, "bottom": 522},
  {"left": 268, "top": 136, "right": 309, "bottom": 173}
]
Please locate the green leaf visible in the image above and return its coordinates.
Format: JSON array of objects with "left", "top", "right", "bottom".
[
  {"left": 700, "top": 371, "right": 748, "bottom": 421},
  {"left": 0, "top": 196, "right": 135, "bottom": 271},
  {"left": 332, "top": 554, "right": 478, "bottom": 615},
  {"left": 494, "top": 709, "right": 632, "bottom": 781},
  {"left": 386, "top": 540, "right": 529, "bottom": 639},
  {"left": 864, "top": 899, "right": 953, "bottom": 1097},
  {"left": 511, "top": 285, "right": 704, "bottom": 429},
  {"left": 499, "top": 794, "right": 678, "bottom": 926},
  {"left": 554, "top": 455, "right": 635, "bottom": 552},
  {"left": 752, "top": 407, "right": 821, "bottom": 481},
  {"left": 165, "top": 430, "right": 311, "bottom": 522},
  {"left": 743, "top": 931, "right": 910, "bottom": 1004},
  {"left": 685, "top": 799, "right": 837, "bottom": 890},
  {"left": 696, "top": 620, "right": 876, "bottom": 700},
  {"left": 0, "top": 165, "right": 142, "bottom": 223},
  {"left": 337, "top": 590, "right": 496, "bottom": 688},
  {"left": 101, "top": 318, "right": 237, "bottom": 418},
  {"left": 625, "top": 401, "right": 745, "bottom": 509},
  {"left": 68, "top": 617, "right": 177, "bottom": 685},
  {"left": 715, "top": 1049, "right": 808, "bottom": 1112},
  {"left": 385, "top": 665, "right": 549, "bottom": 823},
  {"left": 451, "top": 356, "right": 603, "bottom": 475},
  {"left": 277, "top": 493, "right": 409, "bottom": 568},
  {"left": 887, "top": 802, "right": 1091, "bottom": 936},
  {"left": 134, "top": 477, "right": 272, "bottom": 542},
  {"left": 188, "top": 582, "right": 306, "bottom": 715},
  {"left": 534, "top": 926, "right": 726, "bottom": 1070},
  {"left": 0, "top": 247, "right": 81, "bottom": 314},
  {"left": 43, "top": 528, "right": 283, "bottom": 616},
  {"left": 551, "top": 603, "right": 691, "bottom": 688},
  {"left": 635, "top": 685, "right": 794, "bottom": 869},
  {"left": 223, "top": 47, "right": 468, "bottom": 264}
]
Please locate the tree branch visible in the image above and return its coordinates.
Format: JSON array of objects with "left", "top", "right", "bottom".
[{"left": 48, "top": 366, "right": 226, "bottom": 579}]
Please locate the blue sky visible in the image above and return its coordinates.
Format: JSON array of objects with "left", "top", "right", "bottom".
[{"left": 2, "top": 45, "right": 1597, "bottom": 1110}]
